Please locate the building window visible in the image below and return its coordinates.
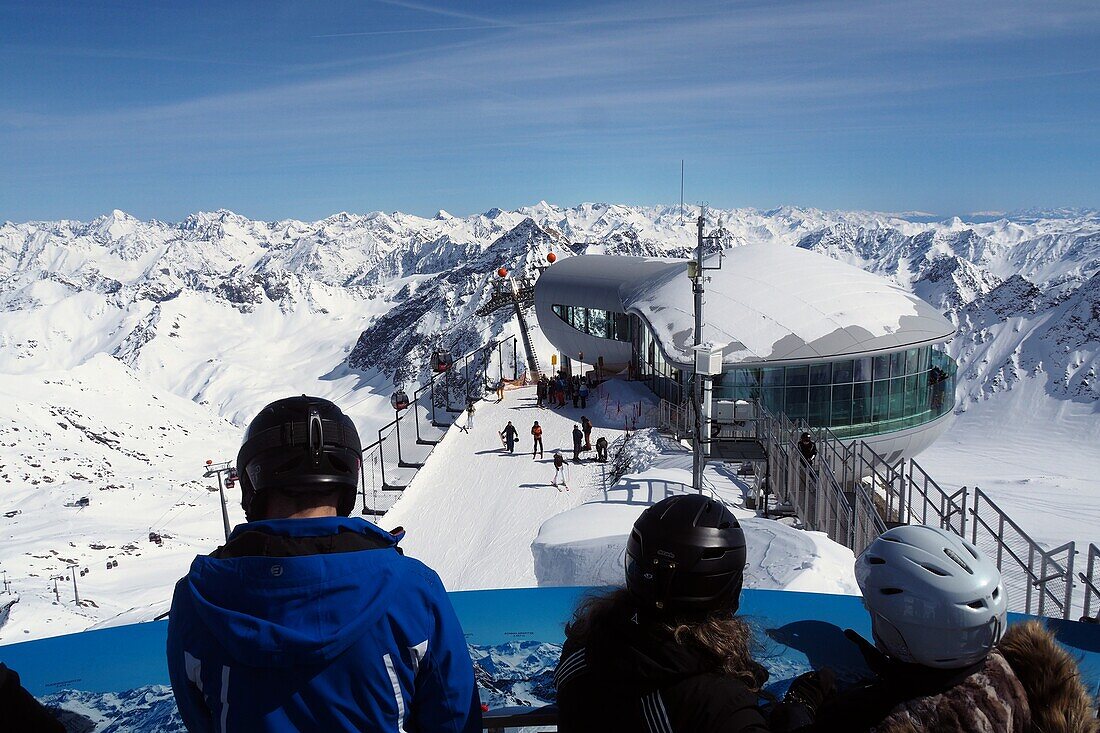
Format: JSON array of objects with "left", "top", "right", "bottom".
[
  {"left": 551, "top": 304, "right": 631, "bottom": 342},
  {"left": 716, "top": 345, "right": 956, "bottom": 439}
]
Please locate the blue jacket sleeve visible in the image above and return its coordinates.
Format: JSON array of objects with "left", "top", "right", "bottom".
[
  {"left": 410, "top": 572, "right": 482, "bottom": 733},
  {"left": 166, "top": 579, "right": 213, "bottom": 733}
]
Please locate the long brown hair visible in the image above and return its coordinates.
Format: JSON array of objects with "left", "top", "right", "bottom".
[{"left": 564, "top": 587, "right": 762, "bottom": 690}]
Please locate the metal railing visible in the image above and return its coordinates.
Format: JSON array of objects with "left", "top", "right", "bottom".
[
  {"left": 484, "top": 706, "right": 556, "bottom": 732},
  {"left": 906, "top": 459, "right": 966, "bottom": 536},
  {"left": 969, "top": 487, "right": 1075, "bottom": 619},
  {"left": 360, "top": 338, "right": 515, "bottom": 516},
  {"left": 651, "top": 396, "right": 1089, "bottom": 620},
  {"left": 1079, "top": 544, "right": 1100, "bottom": 622}
]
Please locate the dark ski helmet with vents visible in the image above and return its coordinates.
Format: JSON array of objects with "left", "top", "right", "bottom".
[
  {"left": 626, "top": 494, "right": 747, "bottom": 616},
  {"left": 236, "top": 396, "right": 362, "bottom": 521},
  {"left": 855, "top": 525, "right": 1006, "bottom": 669}
]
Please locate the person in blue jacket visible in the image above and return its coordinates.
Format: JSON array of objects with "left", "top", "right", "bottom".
[{"left": 167, "top": 395, "right": 481, "bottom": 733}]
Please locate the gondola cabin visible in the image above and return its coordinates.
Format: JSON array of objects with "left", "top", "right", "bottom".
[
  {"left": 391, "top": 389, "right": 410, "bottom": 411},
  {"left": 433, "top": 350, "right": 454, "bottom": 373}
]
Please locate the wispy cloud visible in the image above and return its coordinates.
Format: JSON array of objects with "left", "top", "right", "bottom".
[{"left": 2, "top": 0, "right": 1098, "bottom": 218}]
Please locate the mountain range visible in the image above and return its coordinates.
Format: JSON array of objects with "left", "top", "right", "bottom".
[{"left": 0, "top": 203, "right": 1097, "bottom": 642}]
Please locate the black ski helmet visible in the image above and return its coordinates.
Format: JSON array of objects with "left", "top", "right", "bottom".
[
  {"left": 626, "top": 494, "right": 747, "bottom": 616},
  {"left": 236, "top": 396, "right": 362, "bottom": 521}
]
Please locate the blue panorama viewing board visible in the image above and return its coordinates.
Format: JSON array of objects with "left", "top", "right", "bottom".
[{"left": 2, "top": 587, "right": 1098, "bottom": 730}]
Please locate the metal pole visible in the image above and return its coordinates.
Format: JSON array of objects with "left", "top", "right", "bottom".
[
  {"left": 692, "top": 211, "right": 705, "bottom": 493},
  {"left": 430, "top": 379, "right": 438, "bottom": 424},
  {"left": 68, "top": 563, "right": 79, "bottom": 604},
  {"left": 217, "top": 469, "right": 231, "bottom": 542},
  {"left": 395, "top": 411, "right": 404, "bottom": 465},
  {"left": 513, "top": 336, "right": 518, "bottom": 381}
]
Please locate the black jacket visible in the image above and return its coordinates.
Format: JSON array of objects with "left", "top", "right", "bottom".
[
  {"left": 554, "top": 608, "right": 772, "bottom": 733},
  {"left": 572, "top": 428, "right": 583, "bottom": 447},
  {"left": 0, "top": 663, "right": 66, "bottom": 733}
]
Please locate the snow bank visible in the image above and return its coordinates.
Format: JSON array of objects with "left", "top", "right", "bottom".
[{"left": 532, "top": 489, "right": 858, "bottom": 596}]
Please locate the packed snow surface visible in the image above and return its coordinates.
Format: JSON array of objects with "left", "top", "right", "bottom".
[{"left": 386, "top": 381, "right": 858, "bottom": 596}]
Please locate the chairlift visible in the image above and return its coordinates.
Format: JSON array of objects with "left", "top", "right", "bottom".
[
  {"left": 228, "top": 468, "right": 239, "bottom": 483},
  {"left": 433, "top": 350, "right": 454, "bottom": 373},
  {"left": 391, "top": 389, "right": 410, "bottom": 411}
]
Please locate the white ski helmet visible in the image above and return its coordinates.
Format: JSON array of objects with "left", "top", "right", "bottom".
[{"left": 855, "top": 525, "right": 1007, "bottom": 669}]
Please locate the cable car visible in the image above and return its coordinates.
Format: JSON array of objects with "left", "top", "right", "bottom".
[
  {"left": 433, "top": 350, "right": 454, "bottom": 373},
  {"left": 391, "top": 389, "right": 410, "bottom": 411}
]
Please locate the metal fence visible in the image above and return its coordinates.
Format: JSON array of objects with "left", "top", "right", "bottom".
[
  {"left": 667, "top": 397, "right": 1088, "bottom": 620},
  {"left": 360, "top": 338, "right": 511, "bottom": 516},
  {"left": 969, "top": 486, "right": 1075, "bottom": 619}
]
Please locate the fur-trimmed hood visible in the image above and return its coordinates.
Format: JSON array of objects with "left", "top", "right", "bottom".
[
  {"left": 873, "top": 620, "right": 1099, "bottom": 733},
  {"left": 998, "top": 620, "right": 1099, "bottom": 733}
]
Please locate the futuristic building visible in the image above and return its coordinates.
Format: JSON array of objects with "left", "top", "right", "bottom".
[{"left": 533, "top": 245, "right": 958, "bottom": 461}]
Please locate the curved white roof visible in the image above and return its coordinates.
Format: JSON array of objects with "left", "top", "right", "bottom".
[{"left": 536, "top": 246, "right": 955, "bottom": 367}]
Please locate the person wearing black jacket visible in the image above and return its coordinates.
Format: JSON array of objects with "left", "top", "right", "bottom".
[
  {"left": 554, "top": 494, "right": 817, "bottom": 733},
  {"left": 571, "top": 424, "right": 583, "bottom": 462},
  {"left": 0, "top": 663, "right": 66, "bottom": 733}
]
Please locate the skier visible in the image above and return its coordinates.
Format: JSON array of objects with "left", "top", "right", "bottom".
[
  {"left": 166, "top": 396, "right": 481, "bottom": 733},
  {"left": 595, "top": 435, "right": 609, "bottom": 462},
  {"left": 578, "top": 380, "right": 589, "bottom": 408},
  {"left": 552, "top": 452, "right": 569, "bottom": 491},
  {"left": 572, "top": 424, "right": 583, "bottom": 462},
  {"left": 580, "top": 415, "right": 593, "bottom": 451},
  {"left": 536, "top": 377, "right": 548, "bottom": 408},
  {"left": 461, "top": 401, "right": 476, "bottom": 434},
  {"left": 570, "top": 377, "right": 579, "bottom": 408},
  {"left": 500, "top": 420, "right": 518, "bottom": 454},
  {"left": 554, "top": 494, "right": 816, "bottom": 732},
  {"left": 531, "top": 421, "right": 544, "bottom": 459},
  {"left": 807, "top": 525, "right": 1099, "bottom": 732},
  {"left": 494, "top": 378, "right": 505, "bottom": 402}
]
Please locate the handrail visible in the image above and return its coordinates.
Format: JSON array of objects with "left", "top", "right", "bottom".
[
  {"left": 1079, "top": 544, "right": 1100, "bottom": 622},
  {"left": 483, "top": 705, "right": 557, "bottom": 732}
]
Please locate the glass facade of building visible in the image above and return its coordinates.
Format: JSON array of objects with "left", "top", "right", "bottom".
[
  {"left": 551, "top": 304, "right": 632, "bottom": 342},
  {"left": 708, "top": 347, "right": 956, "bottom": 438},
  {"left": 551, "top": 306, "right": 956, "bottom": 439}
]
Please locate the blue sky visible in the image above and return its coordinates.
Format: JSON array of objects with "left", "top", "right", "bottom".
[{"left": 1, "top": 0, "right": 1098, "bottom": 221}]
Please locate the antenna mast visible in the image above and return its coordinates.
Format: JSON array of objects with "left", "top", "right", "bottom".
[{"left": 679, "top": 160, "right": 685, "bottom": 225}]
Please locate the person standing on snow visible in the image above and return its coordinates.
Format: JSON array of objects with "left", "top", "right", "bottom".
[
  {"left": 166, "top": 396, "right": 480, "bottom": 733},
  {"left": 461, "top": 401, "right": 476, "bottom": 433},
  {"left": 536, "top": 378, "right": 548, "bottom": 409},
  {"left": 595, "top": 435, "right": 609, "bottom": 462},
  {"left": 531, "top": 421, "right": 544, "bottom": 459},
  {"left": 580, "top": 415, "right": 593, "bottom": 451},
  {"left": 578, "top": 381, "right": 589, "bottom": 409},
  {"left": 552, "top": 452, "right": 569, "bottom": 491},
  {"left": 500, "top": 420, "right": 518, "bottom": 454},
  {"left": 572, "top": 424, "right": 584, "bottom": 462},
  {"left": 494, "top": 378, "right": 505, "bottom": 402}
]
